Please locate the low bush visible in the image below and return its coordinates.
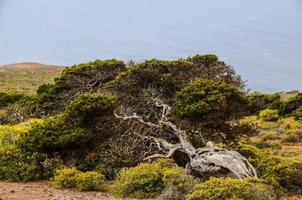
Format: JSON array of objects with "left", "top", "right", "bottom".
[
  {"left": 186, "top": 178, "right": 276, "bottom": 200},
  {"left": 278, "top": 93, "right": 302, "bottom": 116},
  {"left": 52, "top": 167, "right": 80, "bottom": 189},
  {"left": 237, "top": 144, "right": 302, "bottom": 193},
  {"left": 280, "top": 117, "right": 302, "bottom": 129},
  {"left": 0, "top": 146, "right": 46, "bottom": 181},
  {"left": 111, "top": 159, "right": 196, "bottom": 199},
  {"left": 281, "top": 130, "right": 302, "bottom": 143},
  {"left": 41, "top": 156, "right": 64, "bottom": 178},
  {"left": 273, "top": 157, "right": 302, "bottom": 193},
  {"left": 0, "top": 92, "right": 24, "bottom": 108},
  {"left": 75, "top": 171, "right": 107, "bottom": 191},
  {"left": 52, "top": 167, "right": 108, "bottom": 191},
  {"left": 236, "top": 144, "right": 283, "bottom": 177},
  {"left": 247, "top": 93, "right": 281, "bottom": 114},
  {"left": 292, "top": 106, "right": 302, "bottom": 120},
  {"left": 17, "top": 114, "right": 86, "bottom": 154},
  {"left": 111, "top": 163, "right": 164, "bottom": 199},
  {"left": 161, "top": 167, "right": 196, "bottom": 200},
  {"left": 259, "top": 109, "right": 279, "bottom": 121},
  {"left": 0, "top": 119, "right": 41, "bottom": 148}
]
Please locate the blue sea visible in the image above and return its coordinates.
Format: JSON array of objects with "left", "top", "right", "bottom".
[{"left": 0, "top": 0, "right": 301, "bottom": 92}]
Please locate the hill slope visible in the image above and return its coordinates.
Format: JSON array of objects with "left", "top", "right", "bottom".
[{"left": 0, "top": 62, "right": 63, "bottom": 94}]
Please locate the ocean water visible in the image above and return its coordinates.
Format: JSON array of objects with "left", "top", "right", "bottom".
[{"left": 0, "top": 0, "right": 301, "bottom": 92}]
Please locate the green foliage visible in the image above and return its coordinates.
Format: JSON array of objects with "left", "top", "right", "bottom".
[
  {"left": 173, "top": 79, "right": 247, "bottom": 123},
  {"left": 172, "top": 79, "right": 249, "bottom": 143},
  {"left": 236, "top": 144, "right": 302, "bottom": 193},
  {"left": 161, "top": 167, "right": 196, "bottom": 200},
  {"left": 75, "top": 171, "right": 107, "bottom": 191},
  {"left": 52, "top": 167, "right": 80, "bottom": 189},
  {"left": 17, "top": 114, "right": 86, "bottom": 154},
  {"left": 292, "top": 106, "right": 302, "bottom": 120},
  {"left": 111, "top": 163, "right": 164, "bottom": 199},
  {"left": 278, "top": 93, "right": 302, "bottom": 116},
  {"left": 259, "top": 109, "right": 279, "bottom": 121},
  {"left": 111, "top": 159, "right": 196, "bottom": 199},
  {"left": 41, "top": 156, "right": 64, "bottom": 179},
  {"left": 273, "top": 157, "right": 302, "bottom": 193},
  {"left": 0, "top": 92, "right": 24, "bottom": 108},
  {"left": 236, "top": 144, "right": 282, "bottom": 178},
  {"left": 52, "top": 167, "right": 108, "bottom": 191},
  {"left": 247, "top": 93, "right": 281, "bottom": 114},
  {"left": 0, "top": 146, "right": 46, "bottom": 181},
  {"left": 65, "top": 93, "right": 116, "bottom": 123},
  {"left": 189, "top": 54, "right": 219, "bottom": 65},
  {"left": 186, "top": 178, "right": 276, "bottom": 200},
  {"left": 0, "top": 94, "right": 44, "bottom": 124},
  {"left": 0, "top": 120, "right": 40, "bottom": 148},
  {"left": 36, "top": 59, "right": 125, "bottom": 114}
]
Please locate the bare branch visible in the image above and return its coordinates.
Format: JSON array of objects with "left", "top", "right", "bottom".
[
  {"left": 114, "top": 99, "right": 258, "bottom": 180},
  {"left": 114, "top": 112, "right": 160, "bottom": 129}
]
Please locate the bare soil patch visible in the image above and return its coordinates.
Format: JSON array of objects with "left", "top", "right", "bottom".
[{"left": 0, "top": 181, "right": 132, "bottom": 200}]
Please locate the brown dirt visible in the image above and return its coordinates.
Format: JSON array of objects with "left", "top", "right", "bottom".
[
  {"left": 0, "top": 181, "right": 300, "bottom": 200},
  {"left": 281, "top": 195, "right": 302, "bottom": 200},
  {"left": 0, "top": 181, "right": 135, "bottom": 200}
]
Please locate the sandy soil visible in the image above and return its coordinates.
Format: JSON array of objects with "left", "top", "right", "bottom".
[
  {"left": 0, "top": 181, "right": 131, "bottom": 200},
  {"left": 0, "top": 181, "right": 301, "bottom": 200}
]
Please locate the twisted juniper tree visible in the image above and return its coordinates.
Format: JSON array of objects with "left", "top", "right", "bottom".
[
  {"left": 3, "top": 55, "right": 257, "bottom": 180},
  {"left": 113, "top": 80, "right": 257, "bottom": 179}
]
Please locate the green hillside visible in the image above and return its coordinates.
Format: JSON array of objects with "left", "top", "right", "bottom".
[{"left": 0, "top": 62, "right": 63, "bottom": 94}]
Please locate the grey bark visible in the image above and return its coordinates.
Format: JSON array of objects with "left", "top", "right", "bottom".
[{"left": 115, "top": 99, "right": 257, "bottom": 179}]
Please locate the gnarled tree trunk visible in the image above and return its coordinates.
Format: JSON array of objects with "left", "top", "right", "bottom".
[{"left": 115, "top": 99, "right": 257, "bottom": 180}]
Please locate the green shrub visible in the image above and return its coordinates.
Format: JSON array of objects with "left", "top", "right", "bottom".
[
  {"left": 0, "top": 146, "right": 46, "bottom": 181},
  {"left": 279, "top": 93, "right": 302, "bottom": 116},
  {"left": 41, "top": 156, "right": 64, "bottom": 178},
  {"left": 65, "top": 93, "right": 116, "bottom": 123},
  {"left": 111, "top": 163, "right": 164, "bottom": 199},
  {"left": 0, "top": 92, "right": 24, "bottom": 108},
  {"left": 111, "top": 159, "right": 197, "bottom": 199},
  {"left": 0, "top": 94, "right": 44, "bottom": 124},
  {"left": 153, "top": 158, "right": 177, "bottom": 169},
  {"left": 0, "top": 119, "right": 42, "bottom": 148},
  {"left": 161, "top": 167, "right": 196, "bottom": 200},
  {"left": 75, "top": 171, "right": 107, "bottom": 191},
  {"left": 186, "top": 178, "right": 276, "bottom": 200},
  {"left": 36, "top": 59, "right": 125, "bottom": 114},
  {"left": 236, "top": 143, "right": 302, "bottom": 193},
  {"left": 52, "top": 167, "right": 107, "bottom": 191},
  {"left": 17, "top": 114, "right": 85, "bottom": 154},
  {"left": 172, "top": 79, "right": 249, "bottom": 144},
  {"left": 52, "top": 167, "right": 80, "bottom": 189},
  {"left": 292, "top": 106, "right": 302, "bottom": 120},
  {"left": 247, "top": 93, "right": 281, "bottom": 114},
  {"left": 281, "top": 130, "right": 302, "bottom": 143},
  {"left": 236, "top": 144, "right": 283, "bottom": 178},
  {"left": 273, "top": 157, "right": 302, "bottom": 193},
  {"left": 259, "top": 109, "right": 279, "bottom": 121}
]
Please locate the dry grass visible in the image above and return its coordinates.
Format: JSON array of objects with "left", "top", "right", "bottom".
[
  {"left": 0, "top": 62, "right": 62, "bottom": 73},
  {"left": 0, "top": 62, "right": 63, "bottom": 94}
]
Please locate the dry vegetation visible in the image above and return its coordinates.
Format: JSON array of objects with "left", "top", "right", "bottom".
[{"left": 0, "top": 62, "right": 63, "bottom": 94}]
